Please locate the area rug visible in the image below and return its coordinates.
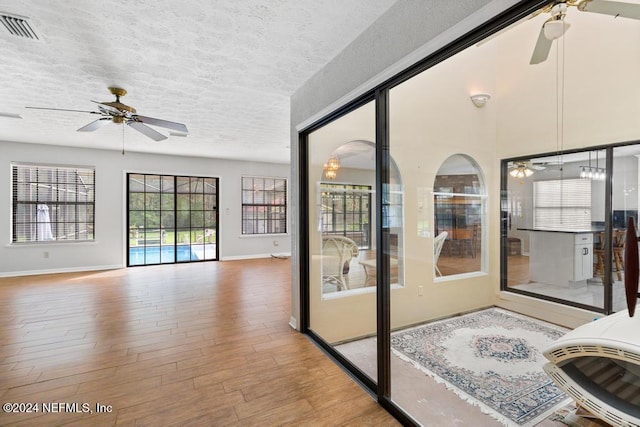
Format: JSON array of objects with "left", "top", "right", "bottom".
[{"left": 391, "top": 307, "right": 572, "bottom": 426}]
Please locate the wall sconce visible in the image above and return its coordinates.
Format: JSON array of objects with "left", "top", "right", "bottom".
[
  {"left": 324, "top": 155, "right": 340, "bottom": 180},
  {"left": 470, "top": 93, "right": 491, "bottom": 108}
]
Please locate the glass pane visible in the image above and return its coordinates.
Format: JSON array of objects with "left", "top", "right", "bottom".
[
  {"left": 145, "top": 175, "right": 160, "bottom": 192},
  {"left": 145, "top": 211, "right": 160, "bottom": 230},
  {"left": 611, "top": 145, "right": 640, "bottom": 313},
  {"left": 191, "top": 210, "right": 204, "bottom": 228},
  {"left": 176, "top": 194, "right": 190, "bottom": 210},
  {"left": 176, "top": 211, "right": 190, "bottom": 228},
  {"left": 162, "top": 176, "right": 174, "bottom": 193},
  {"left": 308, "top": 101, "right": 378, "bottom": 383},
  {"left": 504, "top": 150, "right": 605, "bottom": 311},
  {"left": 161, "top": 193, "right": 175, "bottom": 211},
  {"left": 388, "top": 43, "right": 487, "bottom": 422},
  {"left": 176, "top": 177, "right": 190, "bottom": 193},
  {"left": 204, "top": 195, "right": 216, "bottom": 211},
  {"left": 204, "top": 178, "right": 216, "bottom": 194}
]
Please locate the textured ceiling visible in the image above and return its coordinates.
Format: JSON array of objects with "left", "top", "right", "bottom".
[{"left": 0, "top": 0, "right": 397, "bottom": 163}]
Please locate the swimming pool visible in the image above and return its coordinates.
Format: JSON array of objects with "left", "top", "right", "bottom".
[{"left": 129, "top": 244, "right": 216, "bottom": 265}]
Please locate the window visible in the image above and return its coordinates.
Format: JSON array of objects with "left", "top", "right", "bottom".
[
  {"left": 12, "top": 163, "right": 95, "bottom": 243},
  {"left": 321, "top": 183, "right": 371, "bottom": 248},
  {"left": 241, "top": 177, "right": 287, "bottom": 234},
  {"left": 433, "top": 155, "right": 486, "bottom": 277}
]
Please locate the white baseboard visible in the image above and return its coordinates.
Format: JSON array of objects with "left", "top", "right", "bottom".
[
  {"left": 0, "top": 264, "right": 123, "bottom": 278},
  {"left": 220, "top": 252, "right": 291, "bottom": 261},
  {"left": 289, "top": 316, "right": 298, "bottom": 330}
]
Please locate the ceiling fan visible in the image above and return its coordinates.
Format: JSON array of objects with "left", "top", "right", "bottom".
[
  {"left": 509, "top": 161, "right": 547, "bottom": 178},
  {"left": 530, "top": 0, "right": 640, "bottom": 64},
  {"left": 26, "top": 87, "right": 188, "bottom": 141}
]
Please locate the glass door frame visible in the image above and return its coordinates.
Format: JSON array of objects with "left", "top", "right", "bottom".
[{"left": 298, "top": 1, "right": 549, "bottom": 425}]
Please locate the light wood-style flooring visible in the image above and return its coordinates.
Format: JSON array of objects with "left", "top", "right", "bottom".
[{"left": 0, "top": 259, "right": 398, "bottom": 426}]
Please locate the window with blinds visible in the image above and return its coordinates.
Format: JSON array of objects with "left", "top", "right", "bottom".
[
  {"left": 534, "top": 178, "right": 591, "bottom": 229},
  {"left": 12, "top": 163, "right": 95, "bottom": 243}
]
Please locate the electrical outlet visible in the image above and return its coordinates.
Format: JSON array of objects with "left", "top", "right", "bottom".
[
  {"left": 273, "top": 240, "right": 279, "bottom": 247},
  {"left": 418, "top": 285, "right": 423, "bottom": 296},
  {"left": 43, "top": 251, "right": 49, "bottom": 259}
]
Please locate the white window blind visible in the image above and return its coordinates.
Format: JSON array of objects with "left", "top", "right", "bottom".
[
  {"left": 12, "top": 163, "right": 95, "bottom": 243},
  {"left": 534, "top": 178, "right": 591, "bottom": 229}
]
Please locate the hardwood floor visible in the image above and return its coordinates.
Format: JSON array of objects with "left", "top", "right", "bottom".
[{"left": 0, "top": 259, "right": 398, "bottom": 426}]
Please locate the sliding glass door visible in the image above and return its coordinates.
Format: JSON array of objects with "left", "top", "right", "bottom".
[{"left": 128, "top": 173, "right": 218, "bottom": 266}]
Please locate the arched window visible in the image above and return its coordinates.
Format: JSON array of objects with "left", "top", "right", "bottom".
[
  {"left": 319, "top": 140, "right": 404, "bottom": 294},
  {"left": 433, "top": 154, "right": 486, "bottom": 277}
]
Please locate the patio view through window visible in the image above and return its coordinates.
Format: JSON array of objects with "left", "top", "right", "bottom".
[
  {"left": 241, "top": 176, "right": 287, "bottom": 235},
  {"left": 321, "top": 183, "right": 371, "bottom": 248},
  {"left": 128, "top": 173, "right": 218, "bottom": 265},
  {"left": 11, "top": 162, "right": 95, "bottom": 243}
]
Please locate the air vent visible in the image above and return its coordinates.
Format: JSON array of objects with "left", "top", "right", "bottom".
[{"left": 0, "top": 12, "right": 39, "bottom": 40}]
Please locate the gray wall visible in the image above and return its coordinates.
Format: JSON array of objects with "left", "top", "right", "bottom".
[
  {"left": 1, "top": 140, "right": 290, "bottom": 277},
  {"left": 289, "top": 0, "right": 520, "bottom": 328}
]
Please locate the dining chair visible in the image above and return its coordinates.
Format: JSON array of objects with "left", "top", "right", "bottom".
[{"left": 434, "top": 231, "right": 448, "bottom": 277}]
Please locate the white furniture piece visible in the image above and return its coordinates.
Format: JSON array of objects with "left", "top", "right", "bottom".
[
  {"left": 321, "top": 235, "right": 359, "bottom": 291},
  {"left": 543, "top": 309, "right": 640, "bottom": 427}
]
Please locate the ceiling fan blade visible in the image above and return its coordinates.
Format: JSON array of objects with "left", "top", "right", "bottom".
[
  {"left": 127, "top": 121, "right": 168, "bottom": 141},
  {"left": 579, "top": 0, "right": 640, "bottom": 20},
  {"left": 530, "top": 24, "right": 554, "bottom": 64},
  {"left": 134, "top": 115, "right": 188, "bottom": 133},
  {"left": 77, "top": 118, "right": 111, "bottom": 132},
  {"left": 26, "top": 106, "right": 98, "bottom": 114}
]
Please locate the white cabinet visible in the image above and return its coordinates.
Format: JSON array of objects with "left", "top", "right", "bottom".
[
  {"left": 529, "top": 231, "right": 593, "bottom": 285},
  {"left": 573, "top": 233, "right": 593, "bottom": 282}
]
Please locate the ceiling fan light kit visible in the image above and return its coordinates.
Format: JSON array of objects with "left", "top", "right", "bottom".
[
  {"left": 26, "top": 87, "right": 188, "bottom": 142},
  {"left": 543, "top": 19, "right": 570, "bottom": 40}
]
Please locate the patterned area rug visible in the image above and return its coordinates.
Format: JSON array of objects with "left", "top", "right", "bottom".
[{"left": 391, "top": 307, "right": 572, "bottom": 426}]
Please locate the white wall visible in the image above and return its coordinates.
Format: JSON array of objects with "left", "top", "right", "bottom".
[{"left": 0, "top": 140, "right": 290, "bottom": 277}]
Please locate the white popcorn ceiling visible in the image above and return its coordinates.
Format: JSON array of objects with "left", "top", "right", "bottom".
[{"left": 0, "top": 0, "right": 397, "bottom": 163}]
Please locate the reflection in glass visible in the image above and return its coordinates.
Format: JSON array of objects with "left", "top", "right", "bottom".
[{"left": 308, "top": 102, "right": 378, "bottom": 382}]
